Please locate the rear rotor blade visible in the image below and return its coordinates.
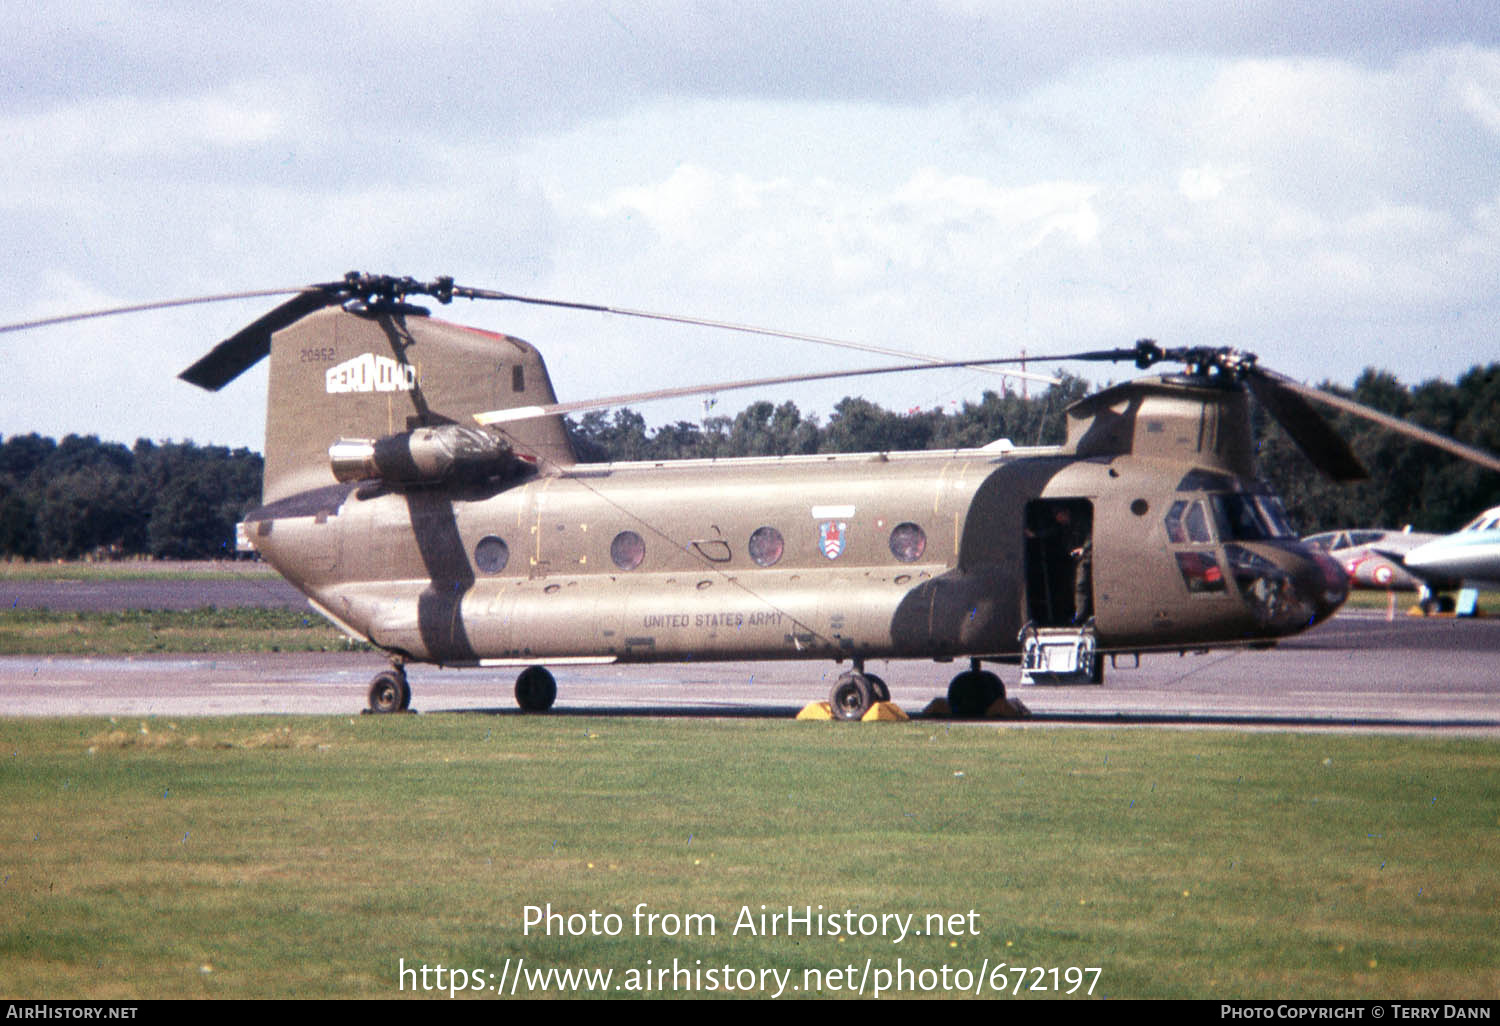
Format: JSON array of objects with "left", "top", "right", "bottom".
[
  {"left": 178, "top": 286, "right": 344, "bottom": 390},
  {"left": 475, "top": 352, "right": 1053, "bottom": 426},
  {"left": 453, "top": 284, "right": 1061, "bottom": 387},
  {"left": 0, "top": 286, "right": 318, "bottom": 337},
  {"left": 1256, "top": 368, "right": 1500, "bottom": 476}
]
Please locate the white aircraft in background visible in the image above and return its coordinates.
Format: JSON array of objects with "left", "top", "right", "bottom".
[
  {"left": 1402, "top": 507, "right": 1500, "bottom": 587},
  {"left": 1303, "top": 527, "right": 1447, "bottom": 591}
]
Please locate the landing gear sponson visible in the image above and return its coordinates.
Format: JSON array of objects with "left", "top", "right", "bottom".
[
  {"left": 829, "top": 657, "right": 1003, "bottom": 719},
  {"left": 829, "top": 659, "right": 891, "bottom": 721},
  {"left": 367, "top": 663, "right": 411, "bottom": 714},
  {"left": 514, "top": 665, "right": 557, "bottom": 712},
  {"left": 368, "top": 660, "right": 1003, "bottom": 718},
  {"left": 946, "top": 658, "right": 1005, "bottom": 718}
]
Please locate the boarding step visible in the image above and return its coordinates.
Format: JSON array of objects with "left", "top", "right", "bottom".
[{"left": 1019, "top": 622, "right": 1102, "bottom": 685}]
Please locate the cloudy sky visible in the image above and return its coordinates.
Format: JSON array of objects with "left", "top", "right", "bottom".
[{"left": 5, "top": 2, "right": 1500, "bottom": 451}]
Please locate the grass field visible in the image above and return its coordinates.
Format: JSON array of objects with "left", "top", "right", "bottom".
[
  {"left": 0, "top": 608, "right": 364, "bottom": 654},
  {"left": 1340, "top": 589, "right": 1499, "bottom": 614},
  {"left": 2, "top": 716, "right": 1497, "bottom": 1000},
  {"left": 0, "top": 561, "right": 278, "bottom": 582}
]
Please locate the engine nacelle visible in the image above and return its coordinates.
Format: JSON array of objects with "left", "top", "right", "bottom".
[{"left": 330, "top": 425, "right": 517, "bottom": 485}]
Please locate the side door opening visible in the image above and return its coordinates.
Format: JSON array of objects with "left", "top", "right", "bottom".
[{"left": 1024, "top": 498, "right": 1094, "bottom": 628}]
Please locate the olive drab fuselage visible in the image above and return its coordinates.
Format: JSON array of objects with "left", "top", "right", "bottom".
[{"left": 243, "top": 307, "right": 1348, "bottom": 672}]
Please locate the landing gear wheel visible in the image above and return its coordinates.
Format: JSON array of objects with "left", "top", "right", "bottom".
[
  {"left": 515, "top": 665, "right": 557, "bottom": 712},
  {"left": 830, "top": 672, "right": 875, "bottom": 721},
  {"left": 368, "top": 668, "right": 410, "bottom": 714},
  {"left": 866, "top": 674, "right": 890, "bottom": 703},
  {"left": 948, "top": 669, "right": 1004, "bottom": 717},
  {"left": 1419, "top": 594, "right": 1456, "bottom": 615}
]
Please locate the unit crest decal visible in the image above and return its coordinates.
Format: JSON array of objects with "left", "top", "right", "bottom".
[{"left": 818, "top": 521, "right": 848, "bottom": 560}]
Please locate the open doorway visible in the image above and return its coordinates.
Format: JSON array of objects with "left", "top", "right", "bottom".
[{"left": 1024, "top": 498, "right": 1094, "bottom": 627}]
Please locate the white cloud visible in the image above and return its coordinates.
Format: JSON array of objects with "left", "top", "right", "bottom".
[
  {"left": 590, "top": 164, "right": 1100, "bottom": 290},
  {"left": 1178, "top": 165, "right": 1242, "bottom": 203},
  {"left": 1451, "top": 45, "right": 1500, "bottom": 134},
  {"left": 6, "top": 13, "right": 1500, "bottom": 448}
]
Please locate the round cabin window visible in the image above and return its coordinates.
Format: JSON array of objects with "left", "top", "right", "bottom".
[
  {"left": 474, "top": 535, "right": 509, "bottom": 573},
  {"left": 748, "top": 526, "right": 785, "bottom": 567},
  {"left": 889, "top": 522, "right": 927, "bottom": 562},
  {"left": 611, "top": 530, "right": 645, "bottom": 571}
]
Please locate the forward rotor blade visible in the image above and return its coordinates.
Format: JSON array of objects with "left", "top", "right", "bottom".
[
  {"left": 178, "top": 286, "right": 344, "bottom": 390},
  {"left": 452, "top": 285, "right": 1061, "bottom": 387},
  {"left": 474, "top": 353, "right": 1050, "bottom": 426},
  {"left": 1243, "top": 370, "right": 1370, "bottom": 482},
  {"left": 1256, "top": 369, "right": 1500, "bottom": 475}
]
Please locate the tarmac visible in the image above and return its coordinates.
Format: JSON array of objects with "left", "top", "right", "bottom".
[
  {"left": 3, "top": 597, "right": 1498, "bottom": 732},
  {"left": 2, "top": 570, "right": 305, "bottom": 610}
]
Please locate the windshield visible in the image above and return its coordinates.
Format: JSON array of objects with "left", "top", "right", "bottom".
[{"left": 1210, "top": 493, "right": 1297, "bottom": 541}]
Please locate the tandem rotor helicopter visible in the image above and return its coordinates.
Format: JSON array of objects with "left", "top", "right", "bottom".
[{"left": 10, "top": 272, "right": 1500, "bottom": 719}]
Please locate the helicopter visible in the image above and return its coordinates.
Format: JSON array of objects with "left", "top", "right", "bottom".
[{"left": 10, "top": 272, "right": 1500, "bottom": 719}]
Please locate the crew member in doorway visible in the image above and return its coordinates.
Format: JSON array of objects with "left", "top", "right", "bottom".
[
  {"left": 1071, "top": 536, "right": 1093, "bottom": 625},
  {"left": 1030, "top": 505, "right": 1093, "bottom": 626}
]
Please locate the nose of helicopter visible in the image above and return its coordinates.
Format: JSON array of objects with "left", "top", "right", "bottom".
[
  {"left": 1225, "top": 541, "right": 1349, "bottom": 634},
  {"left": 1298, "top": 545, "right": 1352, "bottom": 625}
]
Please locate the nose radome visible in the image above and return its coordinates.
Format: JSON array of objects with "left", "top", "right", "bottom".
[{"left": 1303, "top": 549, "right": 1350, "bottom": 624}]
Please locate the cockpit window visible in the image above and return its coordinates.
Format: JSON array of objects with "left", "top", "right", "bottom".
[
  {"left": 1186, "top": 502, "right": 1212, "bottom": 542},
  {"left": 1165, "top": 502, "right": 1186, "bottom": 543},
  {"left": 1210, "top": 493, "right": 1296, "bottom": 541},
  {"left": 1255, "top": 495, "right": 1298, "bottom": 537},
  {"left": 1175, "top": 550, "right": 1226, "bottom": 593},
  {"left": 1165, "top": 500, "right": 1214, "bottom": 543},
  {"left": 1176, "top": 469, "right": 1236, "bottom": 493}
]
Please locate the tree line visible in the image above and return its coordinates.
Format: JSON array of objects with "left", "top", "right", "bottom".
[
  {"left": 568, "top": 365, "right": 1500, "bottom": 534},
  {"left": 565, "top": 373, "right": 1094, "bottom": 462},
  {"left": 0, "top": 436, "right": 262, "bottom": 560},
  {"left": 1256, "top": 364, "right": 1500, "bottom": 534},
  {"left": 1, "top": 363, "right": 1495, "bottom": 560}
]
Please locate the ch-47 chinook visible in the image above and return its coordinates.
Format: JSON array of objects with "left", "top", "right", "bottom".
[{"left": 12, "top": 273, "right": 1500, "bottom": 719}]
